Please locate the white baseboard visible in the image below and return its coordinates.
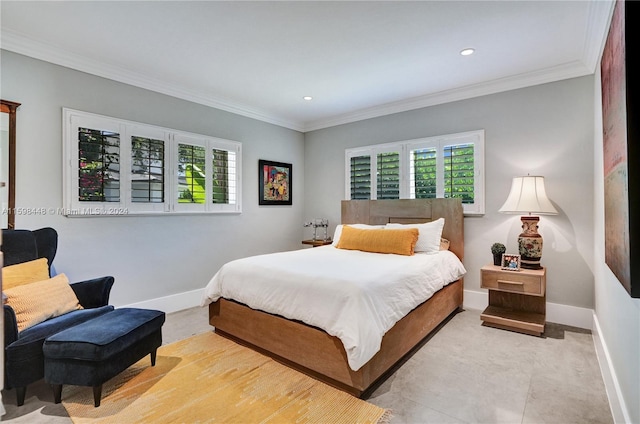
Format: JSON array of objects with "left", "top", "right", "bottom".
[
  {"left": 546, "top": 301, "right": 594, "bottom": 329},
  {"left": 463, "top": 289, "right": 593, "bottom": 329},
  {"left": 117, "top": 288, "right": 205, "bottom": 314},
  {"left": 462, "top": 289, "right": 489, "bottom": 312},
  {"left": 124, "top": 288, "right": 596, "bottom": 328},
  {"left": 592, "top": 313, "right": 631, "bottom": 424}
]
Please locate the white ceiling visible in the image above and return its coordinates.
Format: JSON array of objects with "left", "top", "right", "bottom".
[{"left": 1, "top": 1, "right": 613, "bottom": 132}]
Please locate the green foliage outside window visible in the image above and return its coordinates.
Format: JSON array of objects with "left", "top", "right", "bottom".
[
  {"left": 350, "top": 155, "right": 371, "bottom": 200},
  {"left": 178, "top": 144, "right": 206, "bottom": 204},
  {"left": 78, "top": 128, "right": 120, "bottom": 202},
  {"left": 377, "top": 152, "right": 400, "bottom": 199},
  {"left": 444, "top": 144, "right": 474, "bottom": 204},
  {"left": 349, "top": 141, "right": 476, "bottom": 204},
  {"left": 413, "top": 148, "right": 437, "bottom": 199}
]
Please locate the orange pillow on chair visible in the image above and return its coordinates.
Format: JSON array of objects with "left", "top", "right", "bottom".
[
  {"left": 3, "top": 273, "right": 83, "bottom": 332},
  {"left": 2, "top": 258, "right": 50, "bottom": 289}
]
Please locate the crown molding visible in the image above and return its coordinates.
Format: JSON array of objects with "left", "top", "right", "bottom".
[
  {"left": 302, "top": 60, "right": 592, "bottom": 132},
  {"left": 583, "top": 0, "right": 615, "bottom": 73},
  {"left": 3, "top": 9, "right": 609, "bottom": 134},
  {"left": 0, "top": 29, "right": 305, "bottom": 132}
]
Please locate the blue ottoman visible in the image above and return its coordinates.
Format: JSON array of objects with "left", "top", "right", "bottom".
[{"left": 43, "top": 308, "right": 165, "bottom": 407}]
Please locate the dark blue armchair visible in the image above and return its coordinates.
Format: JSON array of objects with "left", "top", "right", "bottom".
[{"left": 2, "top": 227, "right": 115, "bottom": 406}]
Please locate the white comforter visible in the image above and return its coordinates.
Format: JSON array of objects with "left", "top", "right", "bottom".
[{"left": 200, "top": 246, "right": 466, "bottom": 371}]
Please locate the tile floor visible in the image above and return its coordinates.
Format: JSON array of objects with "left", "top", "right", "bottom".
[
  {"left": 1, "top": 307, "right": 613, "bottom": 423},
  {"left": 367, "top": 310, "right": 612, "bottom": 424}
]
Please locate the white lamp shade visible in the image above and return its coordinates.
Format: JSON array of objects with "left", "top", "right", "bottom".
[{"left": 499, "top": 176, "right": 558, "bottom": 215}]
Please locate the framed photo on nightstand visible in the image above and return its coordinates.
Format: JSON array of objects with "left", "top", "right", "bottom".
[{"left": 501, "top": 254, "right": 521, "bottom": 271}]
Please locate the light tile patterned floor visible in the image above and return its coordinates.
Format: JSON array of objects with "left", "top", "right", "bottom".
[{"left": 367, "top": 309, "right": 612, "bottom": 424}]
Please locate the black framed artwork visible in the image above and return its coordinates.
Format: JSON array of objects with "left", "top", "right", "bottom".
[
  {"left": 601, "top": 0, "right": 639, "bottom": 297},
  {"left": 258, "top": 159, "right": 292, "bottom": 205}
]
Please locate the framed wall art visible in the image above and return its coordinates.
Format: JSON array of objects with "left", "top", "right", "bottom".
[
  {"left": 601, "top": 0, "right": 639, "bottom": 297},
  {"left": 258, "top": 159, "right": 292, "bottom": 205}
]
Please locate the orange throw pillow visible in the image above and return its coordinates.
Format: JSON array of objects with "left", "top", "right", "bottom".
[
  {"left": 2, "top": 258, "right": 50, "bottom": 289},
  {"left": 4, "top": 273, "right": 83, "bottom": 332},
  {"left": 336, "top": 226, "right": 419, "bottom": 256}
]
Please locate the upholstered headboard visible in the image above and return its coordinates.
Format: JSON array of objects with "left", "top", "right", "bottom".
[{"left": 341, "top": 199, "right": 464, "bottom": 263}]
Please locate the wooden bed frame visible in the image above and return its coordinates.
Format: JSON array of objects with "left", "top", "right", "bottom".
[{"left": 209, "top": 198, "right": 464, "bottom": 397}]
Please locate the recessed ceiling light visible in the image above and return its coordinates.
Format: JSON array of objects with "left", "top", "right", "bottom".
[
  {"left": 303, "top": 96, "right": 313, "bottom": 101},
  {"left": 460, "top": 48, "right": 475, "bottom": 56}
]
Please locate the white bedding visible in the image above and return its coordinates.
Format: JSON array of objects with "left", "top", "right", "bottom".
[{"left": 201, "top": 246, "right": 466, "bottom": 371}]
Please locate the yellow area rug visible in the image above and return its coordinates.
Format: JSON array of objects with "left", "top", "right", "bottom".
[{"left": 62, "top": 331, "right": 389, "bottom": 423}]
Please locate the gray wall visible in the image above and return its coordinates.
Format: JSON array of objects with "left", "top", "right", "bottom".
[
  {"left": 1, "top": 50, "right": 305, "bottom": 306},
  {"left": 593, "top": 67, "right": 640, "bottom": 424},
  {"left": 304, "top": 76, "right": 595, "bottom": 309}
]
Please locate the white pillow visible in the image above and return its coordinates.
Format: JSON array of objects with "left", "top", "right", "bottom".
[
  {"left": 332, "top": 224, "right": 386, "bottom": 246},
  {"left": 385, "top": 218, "right": 445, "bottom": 253}
]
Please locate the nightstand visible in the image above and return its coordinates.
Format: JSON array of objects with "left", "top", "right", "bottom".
[
  {"left": 301, "top": 239, "right": 333, "bottom": 247},
  {"left": 480, "top": 264, "right": 546, "bottom": 336}
]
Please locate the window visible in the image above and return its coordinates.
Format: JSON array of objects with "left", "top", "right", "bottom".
[
  {"left": 131, "top": 135, "right": 164, "bottom": 204},
  {"left": 345, "top": 130, "right": 484, "bottom": 215},
  {"left": 78, "top": 127, "right": 120, "bottom": 202},
  {"left": 212, "top": 148, "right": 237, "bottom": 204},
  {"left": 349, "top": 155, "right": 371, "bottom": 200},
  {"left": 377, "top": 151, "right": 400, "bottom": 199},
  {"left": 64, "top": 109, "right": 242, "bottom": 216},
  {"left": 178, "top": 143, "right": 206, "bottom": 204}
]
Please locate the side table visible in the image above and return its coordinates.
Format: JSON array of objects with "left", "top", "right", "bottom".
[
  {"left": 301, "top": 239, "right": 333, "bottom": 247},
  {"left": 480, "top": 264, "right": 546, "bottom": 336}
]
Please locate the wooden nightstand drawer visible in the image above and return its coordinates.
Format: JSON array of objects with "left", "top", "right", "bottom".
[{"left": 480, "top": 265, "right": 545, "bottom": 296}]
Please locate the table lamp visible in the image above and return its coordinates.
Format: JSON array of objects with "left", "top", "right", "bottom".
[{"left": 499, "top": 176, "right": 557, "bottom": 269}]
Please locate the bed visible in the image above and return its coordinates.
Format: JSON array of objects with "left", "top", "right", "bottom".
[{"left": 202, "top": 198, "right": 465, "bottom": 397}]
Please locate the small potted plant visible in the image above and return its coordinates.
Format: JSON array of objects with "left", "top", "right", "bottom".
[{"left": 491, "top": 242, "right": 506, "bottom": 266}]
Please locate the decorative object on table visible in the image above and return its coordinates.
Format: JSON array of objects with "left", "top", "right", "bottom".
[
  {"left": 258, "top": 159, "right": 292, "bottom": 205},
  {"left": 491, "top": 242, "right": 506, "bottom": 266},
  {"left": 601, "top": 0, "right": 639, "bottom": 298},
  {"left": 499, "top": 175, "right": 557, "bottom": 269},
  {"left": 501, "top": 253, "right": 521, "bottom": 271},
  {"left": 304, "top": 218, "right": 329, "bottom": 241}
]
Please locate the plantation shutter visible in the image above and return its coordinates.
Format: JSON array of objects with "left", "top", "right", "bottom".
[
  {"left": 178, "top": 143, "right": 206, "bottom": 204},
  {"left": 78, "top": 127, "right": 120, "bottom": 202},
  {"left": 212, "top": 148, "right": 233, "bottom": 204},
  {"left": 444, "top": 143, "right": 474, "bottom": 204},
  {"left": 345, "top": 130, "right": 484, "bottom": 214},
  {"left": 131, "top": 136, "right": 164, "bottom": 203},
  {"left": 66, "top": 109, "right": 243, "bottom": 215},
  {"left": 411, "top": 147, "right": 437, "bottom": 199},
  {"left": 350, "top": 155, "right": 371, "bottom": 200},
  {"left": 377, "top": 152, "right": 400, "bottom": 199}
]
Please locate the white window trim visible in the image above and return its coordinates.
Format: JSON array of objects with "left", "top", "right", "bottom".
[
  {"left": 345, "top": 130, "right": 485, "bottom": 215},
  {"left": 63, "top": 108, "right": 242, "bottom": 216}
]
